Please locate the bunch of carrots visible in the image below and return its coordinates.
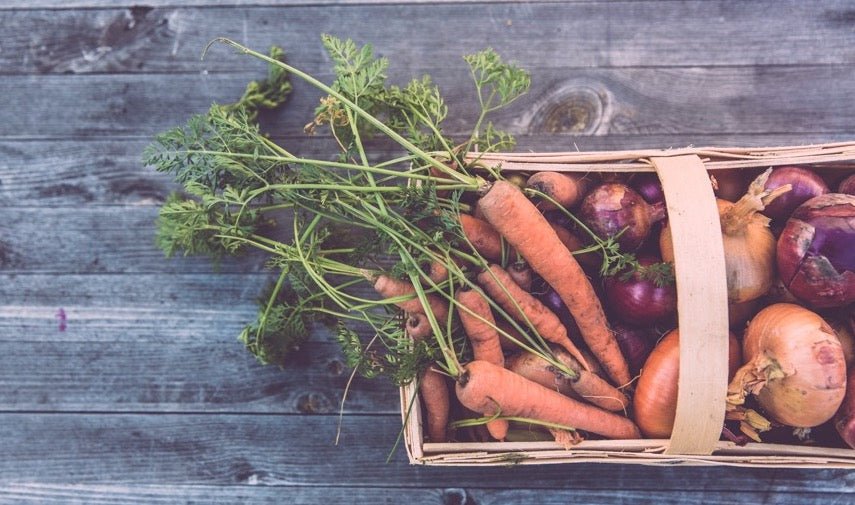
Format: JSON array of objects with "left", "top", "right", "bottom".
[{"left": 147, "top": 36, "right": 854, "bottom": 448}]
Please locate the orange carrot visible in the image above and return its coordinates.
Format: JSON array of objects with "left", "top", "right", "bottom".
[
  {"left": 427, "top": 260, "right": 449, "bottom": 285},
  {"left": 507, "top": 262, "right": 533, "bottom": 292},
  {"left": 507, "top": 348, "right": 629, "bottom": 412},
  {"left": 455, "top": 288, "right": 508, "bottom": 440},
  {"left": 479, "top": 180, "right": 631, "bottom": 387},
  {"left": 420, "top": 366, "right": 450, "bottom": 442},
  {"left": 527, "top": 171, "right": 589, "bottom": 210},
  {"left": 477, "top": 264, "right": 590, "bottom": 371},
  {"left": 373, "top": 274, "right": 449, "bottom": 324},
  {"left": 405, "top": 312, "right": 432, "bottom": 341},
  {"left": 459, "top": 213, "right": 505, "bottom": 262},
  {"left": 455, "top": 360, "right": 640, "bottom": 440},
  {"left": 405, "top": 312, "right": 450, "bottom": 443},
  {"left": 549, "top": 222, "right": 599, "bottom": 271}
]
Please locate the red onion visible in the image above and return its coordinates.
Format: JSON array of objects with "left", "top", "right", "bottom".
[
  {"left": 629, "top": 173, "right": 665, "bottom": 206},
  {"left": 611, "top": 322, "right": 655, "bottom": 376},
  {"left": 537, "top": 286, "right": 584, "bottom": 348},
  {"left": 603, "top": 256, "right": 677, "bottom": 326},
  {"left": 762, "top": 166, "right": 829, "bottom": 222},
  {"left": 838, "top": 174, "right": 855, "bottom": 195},
  {"left": 580, "top": 183, "right": 666, "bottom": 251},
  {"left": 777, "top": 193, "right": 855, "bottom": 308},
  {"left": 710, "top": 169, "right": 749, "bottom": 202}
]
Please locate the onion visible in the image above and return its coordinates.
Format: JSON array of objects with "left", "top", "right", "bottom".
[
  {"left": 710, "top": 169, "right": 749, "bottom": 202},
  {"left": 634, "top": 329, "right": 740, "bottom": 438},
  {"left": 580, "top": 183, "right": 666, "bottom": 252},
  {"left": 728, "top": 298, "right": 759, "bottom": 331},
  {"left": 837, "top": 174, "right": 855, "bottom": 195},
  {"left": 776, "top": 193, "right": 855, "bottom": 308},
  {"left": 603, "top": 256, "right": 677, "bottom": 326},
  {"left": 727, "top": 303, "right": 846, "bottom": 428},
  {"left": 611, "top": 323, "right": 655, "bottom": 376},
  {"left": 629, "top": 173, "right": 665, "bottom": 206},
  {"left": 831, "top": 317, "right": 855, "bottom": 367},
  {"left": 761, "top": 166, "right": 829, "bottom": 222},
  {"left": 661, "top": 169, "right": 789, "bottom": 304},
  {"left": 835, "top": 369, "right": 855, "bottom": 449},
  {"left": 536, "top": 286, "right": 584, "bottom": 348}
]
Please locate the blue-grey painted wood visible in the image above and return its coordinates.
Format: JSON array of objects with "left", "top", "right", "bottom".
[{"left": 2, "top": 0, "right": 853, "bottom": 503}]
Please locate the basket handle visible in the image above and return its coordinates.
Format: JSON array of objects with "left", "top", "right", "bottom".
[{"left": 651, "top": 155, "right": 730, "bottom": 455}]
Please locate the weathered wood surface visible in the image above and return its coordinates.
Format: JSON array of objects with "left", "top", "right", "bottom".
[
  {"left": 0, "top": 486, "right": 849, "bottom": 505},
  {"left": 0, "top": 414, "right": 854, "bottom": 491},
  {"left": 2, "top": 1, "right": 854, "bottom": 75},
  {"left": 5, "top": 65, "right": 855, "bottom": 139},
  {"left": 2, "top": 0, "right": 855, "bottom": 503}
]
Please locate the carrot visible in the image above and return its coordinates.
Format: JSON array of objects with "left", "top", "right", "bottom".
[
  {"left": 527, "top": 171, "right": 588, "bottom": 210},
  {"left": 459, "top": 213, "right": 505, "bottom": 262},
  {"left": 507, "top": 348, "right": 629, "bottom": 412},
  {"left": 455, "top": 360, "right": 640, "bottom": 440},
  {"left": 549, "top": 222, "right": 599, "bottom": 271},
  {"left": 507, "top": 262, "right": 533, "bottom": 292},
  {"left": 373, "top": 274, "right": 449, "bottom": 324},
  {"left": 477, "top": 264, "right": 590, "bottom": 372},
  {"left": 455, "top": 288, "right": 509, "bottom": 440},
  {"left": 427, "top": 260, "right": 449, "bottom": 285},
  {"left": 419, "top": 366, "right": 450, "bottom": 443},
  {"left": 405, "top": 312, "right": 432, "bottom": 341},
  {"left": 405, "top": 312, "right": 451, "bottom": 443},
  {"left": 479, "top": 180, "right": 631, "bottom": 387}
]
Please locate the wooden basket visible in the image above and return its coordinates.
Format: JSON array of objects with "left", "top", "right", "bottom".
[{"left": 400, "top": 141, "right": 855, "bottom": 467}]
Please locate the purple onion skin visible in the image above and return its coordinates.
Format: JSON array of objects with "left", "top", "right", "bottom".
[
  {"left": 763, "top": 166, "right": 829, "bottom": 222},
  {"left": 777, "top": 193, "right": 855, "bottom": 308},
  {"left": 630, "top": 173, "right": 665, "bottom": 206},
  {"left": 839, "top": 174, "right": 855, "bottom": 196},
  {"left": 611, "top": 323, "right": 655, "bottom": 376},
  {"left": 538, "top": 286, "right": 585, "bottom": 348},
  {"left": 603, "top": 256, "right": 677, "bottom": 326},
  {"left": 580, "top": 183, "right": 665, "bottom": 252}
]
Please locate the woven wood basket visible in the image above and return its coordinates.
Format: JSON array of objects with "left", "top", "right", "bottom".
[{"left": 400, "top": 141, "right": 855, "bottom": 467}]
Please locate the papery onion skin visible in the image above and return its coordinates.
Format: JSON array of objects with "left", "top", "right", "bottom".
[
  {"left": 660, "top": 198, "right": 777, "bottom": 304},
  {"left": 834, "top": 369, "right": 855, "bottom": 449},
  {"left": 580, "top": 183, "right": 666, "bottom": 252},
  {"left": 837, "top": 174, "right": 855, "bottom": 195},
  {"left": 732, "top": 303, "right": 846, "bottom": 428},
  {"left": 776, "top": 193, "right": 855, "bottom": 308},
  {"left": 762, "top": 166, "right": 829, "bottom": 222},
  {"left": 634, "top": 329, "right": 740, "bottom": 438},
  {"left": 603, "top": 256, "right": 677, "bottom": 326}
]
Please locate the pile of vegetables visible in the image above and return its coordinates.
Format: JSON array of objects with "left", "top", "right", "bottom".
[{"left": 145, "top": 36, "right": 855, "bottom": 450}]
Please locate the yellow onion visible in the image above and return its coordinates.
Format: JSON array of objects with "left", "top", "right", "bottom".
[
  {"left": 727, "top": 303, "right": 846, "bottom": 428},
  {"left": 633, "top": 329, "right": 741, "bottom": 438},
  {"left": 661, "top": 169, "right": 790, "bottom": 304}
]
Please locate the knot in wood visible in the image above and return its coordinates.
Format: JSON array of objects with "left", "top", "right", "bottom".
[{"left": 529, "top": 85, "right": 605, "bottom": 135}]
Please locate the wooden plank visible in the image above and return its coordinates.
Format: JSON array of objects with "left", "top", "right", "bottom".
[
  {"left": 5, "top": 65, "right": 855, "bottom": 140},
  {"left": 2, "top": 2, "right": 855, "bottom": 75},
  {"left": 0, "top": 207, "right": 271, "bottom": 274},
  {"left": 0, "top": 413, "right": 852, "bottom": 490},
  {"left": 0, "top": 484, "right": 847, "bottom": 505},
  {"left": 0, "top": 0, "right": 650, "bottom": 8},
  {"left": 7, "top": 134, "right": 855, "bottom": 207},
  {"left": 0, "top": 273, "right": 394, "bottom": 413},
  {"left": 0, "top": 339, "right": 393, "bottom": 414}
]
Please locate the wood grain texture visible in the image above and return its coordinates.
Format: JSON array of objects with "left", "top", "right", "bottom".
[
  {"left": 0, "top": 484, "right": 848, "bottom": 505},
  {"left": 5, "top": 65, "right": 855, "bottom": 140},
  {"left": 2, "top": 2, "right": 854, "bottom": 75},
  {"left": 7, "top": 134, "right": 855, "bottom": 207},
  {"left": 0, "top": 413, "right": 853, "bottom": 491}
]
